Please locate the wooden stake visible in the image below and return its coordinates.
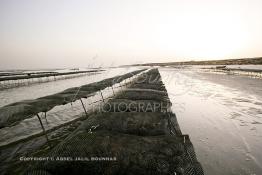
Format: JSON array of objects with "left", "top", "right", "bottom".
[{"left": 80, "top": 98, "right": 88, "bottom": 117}]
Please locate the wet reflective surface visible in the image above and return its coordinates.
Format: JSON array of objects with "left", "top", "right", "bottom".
[
  {"left": 0, "top": 67, "right": 138, "bottom": 107},
  {"left": 1, "top": 67, "right": 262, "bottom": 175},
  {"left": 0, "top": 67, "right": 141, "bottom": 174},
  {"left": 0, "top": 67, "right": 138, "bottom": 146},
  {"left": 160, "top": 68, "right": 262, "bottom": 175}
]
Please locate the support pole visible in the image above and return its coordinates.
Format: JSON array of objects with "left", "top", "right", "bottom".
[
  {"left": 165, "top": 109, "right": 172, "bottom": 135},
  {"left": 100, "top": 90, "right": 105, "bottom": 102},
  {"left": 44, "top": 112, "right": 48, "bottom": 124},
  {"left": 36, "top": 114, "right": 50, "bottom": 147},
  {"left": 80, "top": 98, "right": 88, "bottom": 117},
  {"left": 119, "top": 82, "right": 123, "bottom": 91},
  {"left": 111, "top": 86, "right": 115, "bottom": 96}
]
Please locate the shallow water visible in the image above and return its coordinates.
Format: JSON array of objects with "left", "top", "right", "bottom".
[
  {"left": 0, "top": 67, "right": 138, "bottom": 107},
  {"left": 0, "top": 67, "right": 144, "bottom": 174},
  {"left": 1, "top": 67, "right": 262, "bottom": 174},
  {"left": 160, "top": 68, "right": 262, "bottom": 175},
  {"left": 0, "top": 67, "right": 139, "bottom": 146}
]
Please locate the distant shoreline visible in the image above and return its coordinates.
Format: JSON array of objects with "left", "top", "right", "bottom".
[{"left": 127, "top": 57, "right": 262, "bottom": 67}]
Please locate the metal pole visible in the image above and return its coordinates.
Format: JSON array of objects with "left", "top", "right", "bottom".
[
  {"left": 165, "top": 109, "right": 172, "bottom": 135},
  {"left": 44, "top": 112, "right": 48, "bottom": 124},
  {"left": 119, "top": 82, "right": 123, "bottom": 91},
  {"left": 100, "top": 90, "right": 105, "bottom": 102},
  {"left": 80, "top": 98, "right": 88, "bottom": 117},
  {"left": 111, "top": 86, "right": 115, "bottom": 96},
  {"left": 36, "top": 114, "right": 50, "bottom": 147}
]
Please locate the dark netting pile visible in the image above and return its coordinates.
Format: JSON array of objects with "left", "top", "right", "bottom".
[{"left": 24, "top": 69, "right": 204, "bottom": 175}]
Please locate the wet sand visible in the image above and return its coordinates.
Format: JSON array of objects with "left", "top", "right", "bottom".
[{"left": 160, "top": 68, "right": 262, "bottom": 175}]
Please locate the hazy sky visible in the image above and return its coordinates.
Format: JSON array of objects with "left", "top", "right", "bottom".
[{"left": 1, "top": 0, "right": 262, "bottom": 69}]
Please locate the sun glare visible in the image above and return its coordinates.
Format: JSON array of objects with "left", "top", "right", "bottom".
[{"left": 152, "top": 10, "right": 249, "bottom": 60}]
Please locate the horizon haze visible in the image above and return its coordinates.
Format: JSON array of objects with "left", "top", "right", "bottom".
[{"left": 1, "top": 0, "right": 262, "bottom": 70}]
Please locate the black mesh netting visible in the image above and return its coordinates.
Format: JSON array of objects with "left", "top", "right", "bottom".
[{"left": 24, "top": 69, "right": 204, "bottom": 175}]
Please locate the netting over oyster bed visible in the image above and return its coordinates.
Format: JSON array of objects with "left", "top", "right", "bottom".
[
  {"left": 24, "top": 69, "right": 204, "bottom": 175},
  {"left": 0, "top": 69, "right": 145, "bottom": 129}
]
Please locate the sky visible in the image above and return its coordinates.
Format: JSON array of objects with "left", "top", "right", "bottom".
[{"left": 0, "top": 0, "right": 262, "bottom": 69}]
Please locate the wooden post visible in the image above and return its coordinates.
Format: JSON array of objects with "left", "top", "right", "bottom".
[
  {"left": 36, "top": 114, "right": 50, "bottom": 147},
  {"left": 80, "top": 98, "right": 88, "bottom": 117}
]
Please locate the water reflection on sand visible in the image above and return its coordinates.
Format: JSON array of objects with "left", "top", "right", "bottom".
[{"left": 160, "top": 68, "right": 262, "bottom": 175}]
